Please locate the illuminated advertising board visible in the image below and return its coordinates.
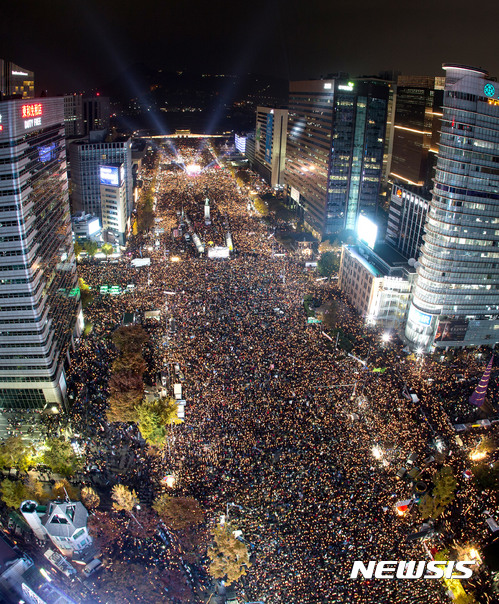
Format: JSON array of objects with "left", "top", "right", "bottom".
[
  {"left": 357, "top": 215, "right": 378, "bottom": 249},
  {"left": 100, "top": 165, "right": 120, "bottom": 187},
  {"left": 434, "top": 319, "right": 468, "bottom": 342},
  {"left": 87, "top": 218, "right": 100, "bottom": 236},
  {"left": 22, "top": 102, "right": 43, "bottom": 130},
  {"left": 408, "top": 305, "right": 432, "bottom": 326},
  {"left": 38, "top": 142, "right": 56, "bottom": 162}
]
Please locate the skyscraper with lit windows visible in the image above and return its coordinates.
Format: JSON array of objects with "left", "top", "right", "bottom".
[
  {"left": 0, "top": 97, "right": 80, "bottom": 411},
  {"left": 406, "top": 64, "right": 499, "bottom": 349},
  {"left": 285, "top": 78, "right": 389, "bottom": 239}
]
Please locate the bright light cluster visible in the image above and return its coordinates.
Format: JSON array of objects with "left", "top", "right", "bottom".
[{"left": 186, "top": 163, "right": 201, "bottom": 175}]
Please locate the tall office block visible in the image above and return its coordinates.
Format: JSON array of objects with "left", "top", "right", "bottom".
[
  {"left": 405, "top": 64, "right": 499, "bottom": 349},
  {"left": 386, "top": 184, "right": 429, "bottom": 260},
  {"left": 100, "top": 165, "right": 128, "bottom": 245},
  {"left": 390, "top": 75, "right": 445, "bottom": 192},
  {"left": 0, "top": 60, "right": 34, "bottom": 99},
  {"left": 254, "top": 107, "right": 287, "bottom": 187},
  {"left": 82, "top": 95, "right": 110, "bottom": 133},
  {"left": 69, "top": 132, "right": 133, "bottom": 228},
  {"left": 285, "top": 78, "right": 389, "bottom": 239},
  {"left": 63, "top": 94, "right": 109, "bottom": 138},
  {"left": 63, "top": 94, "right": 84, "bottom": 137},
  {"left": 0, "top": 97, "right": 81, "bottom": 409}
]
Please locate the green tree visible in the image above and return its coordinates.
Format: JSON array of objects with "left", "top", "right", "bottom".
[
  {"left": 74, "top": 241, "right": 83, "bottom": 258},
  {"left": 51, "top": 479, "right": 80, "bottom": 501},
  {"left": 477, "top": 437, "right": 497, "bottom": 454},
  {"left": 419, "top": 466, "right": 457, "bottom": 519},
  {"left": 81, "top": 486, "right": 100, "bottom": 509},
  {"left": 0, "top": 436, "right": 33, "bottom": 472},
  {"left": 106, "top": 389, "right": 142, "bottom": 423},
  {"left": 153, "top": 495, "right": 204, "bottom": 530},
  {"left": 42, "top": 437, "right": 82, "bottom": 476},
  {"left": 136, "top": 397, "right": 181, "bottom": 447},
  {"left": 101, "top": 243, "right": 114, "bottom": 258},
  {"left": 112, "top": 325, "right": 150, "bottom": 354},
  {"left": 25, "top": 477, "right": 50, "bottom": 503},
  {"left": 111, "top": 484, "right": 138, "bottom": 513},
  {"left": 208, "top": 521, "right": 251, "bottom": 586},
  {"left": 0, "top": 479, "right": 31, "bottom": 509},
  {"left": 318, "top": 251, "right": 340, "bottom": 277},
  {"left": 83, "top": 239, "right": 99, "bottom": 258},
  {"left": 78, "top": 277, "right": 93, "bottom": 308},
  {"left": 112, "top": 352, "right": 147, "bottom": 376}
]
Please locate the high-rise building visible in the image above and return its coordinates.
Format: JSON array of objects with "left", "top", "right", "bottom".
[
  {"left": 63, "top": 94, "right": 110, "bottom": 138},
  {"left": 82, "top": 95, "right": 110, "bottom": 133},
  {"left": 0, "top": 60, "right": 34, "bottom": 99},
  {"left": 68, "top": 131, "right": 133, "bottom": 228},
  {"left": 390, "top": 75, "right": 445, "bottom": 192},
  {"left": 405, "top": 64, "right": 499, "bottom": 349},
  {"left": 100, "top": 165, "right": 129, "bottom": 245},
  {"left": 254, "top": 107, "right": 288, "bottom": 188},
  {"left": 0, "top": 97, "right": 81, "bottom": 410},
  {"left": 285, "top": 78, "right": 389, "bottom": 239},
  {"left": 63, "top": 94, "right": 84, "bottom": 137},
  {"left": 386, "top": 184, "right": 429, "bottom": 260}
]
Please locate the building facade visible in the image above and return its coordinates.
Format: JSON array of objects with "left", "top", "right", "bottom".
[
  {"left": 0, "top": 98, "right": 80, "bottom": 410},
  {"left": 63, "top": 95, "right": 110, "bottom": 138},
  {"left": 386, "top": 184, "right": 429, "bottom": 260},
  {"left": 405, "top": 64, "right": 499, "bottom": 349},
  {"left": 254, "top": 107, "right": 288, "bottom": 188},
  {"left": 390, "top": 76, "right": 445, "bottom": 192},
  {"left": 63, "top": 94, "right": 84, "bottom": 137},
  {"left": 0, "top": 60, "right": 34, "bottom": 99},
  {"left": 68, "top": 133, "right": 133, "bottom": 227},
  {"left": 339, "top": 243, "right": 416, "bottom": 330},
  {"left": 285, "top": 78, "right": 389, "bottom": 239},
  {"left": 100, "top": 165, "right": 128, "bottom": 245}
]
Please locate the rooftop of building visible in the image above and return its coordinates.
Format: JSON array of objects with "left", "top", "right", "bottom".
[
  {"left": 41, "top": 500, "right": 88, "bottom": 538},
  {"left": 442, "top": 63, "right": 489, "bottom": 76},
  {"left": 345, "top": 242, "right": 416, "bottom": 279}
]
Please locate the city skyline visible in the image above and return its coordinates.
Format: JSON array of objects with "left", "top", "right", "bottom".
[{"left": 1, "top": 0, "right": 498, "bottom": 95}]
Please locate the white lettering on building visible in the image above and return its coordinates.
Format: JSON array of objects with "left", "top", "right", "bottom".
[{"left": 24, "top": 117, "right": 42, "bottom": 129}]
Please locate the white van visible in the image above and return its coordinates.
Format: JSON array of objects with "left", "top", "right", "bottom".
[{"left": 83, "top": 558, "right": 103, "bottom": 577}]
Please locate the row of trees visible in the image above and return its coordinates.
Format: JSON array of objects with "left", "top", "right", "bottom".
[
  {"left": 136, "top": 183, "right": 156, "bottom": 234},
  {"left": 74, "top": 239, "right": 114, "bottom": 259},
  {"left": 107, "top": 325, "right": 180, "bottom": 447},
  {"left": 0, "top": 478, "right": 98, "bottom": 510},
  {"left": 107, "top": 325, "right": 149, "bottom": 423},
  {"left": 0, "top": 436, "right": 82, "bottom": 476}
]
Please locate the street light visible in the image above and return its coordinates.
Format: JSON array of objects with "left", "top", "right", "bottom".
[{"left": 381, "top": 332, "right": 390, "bottom": 343}]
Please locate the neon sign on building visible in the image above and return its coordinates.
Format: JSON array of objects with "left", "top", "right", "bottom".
[{"left": 21, "top": 103, "right": 43, "bottom": 119}]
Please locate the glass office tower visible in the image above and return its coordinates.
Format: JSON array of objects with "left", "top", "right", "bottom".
[
  {"left": 285, "top": 79, "right": 388, "bottom": 239},
  {"left": 0, "top": 98, "right": 81, "bottom": 410},
  {"left": 406, "top": 64, "right": 499, "bottom": 349}
]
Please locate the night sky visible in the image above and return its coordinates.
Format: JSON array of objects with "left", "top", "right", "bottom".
[{"left": 2, "top": 0, "right": 499, "bottom": 96}]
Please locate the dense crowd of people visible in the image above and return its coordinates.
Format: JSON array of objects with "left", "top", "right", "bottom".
[{"left": 65, "top": 141, "right": 497, "bottom": 603}]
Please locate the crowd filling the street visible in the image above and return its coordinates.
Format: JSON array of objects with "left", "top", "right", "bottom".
[{"left": 1, "top": 139, "right": 498, "bottom": 604}]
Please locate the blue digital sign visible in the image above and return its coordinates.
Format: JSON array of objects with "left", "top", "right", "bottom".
[
  {"left": 100, "top": 165, "right": 120, "bottom": 187},
  {"left": 38, "top": 143, "right": 56, "bottom": 163}
]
